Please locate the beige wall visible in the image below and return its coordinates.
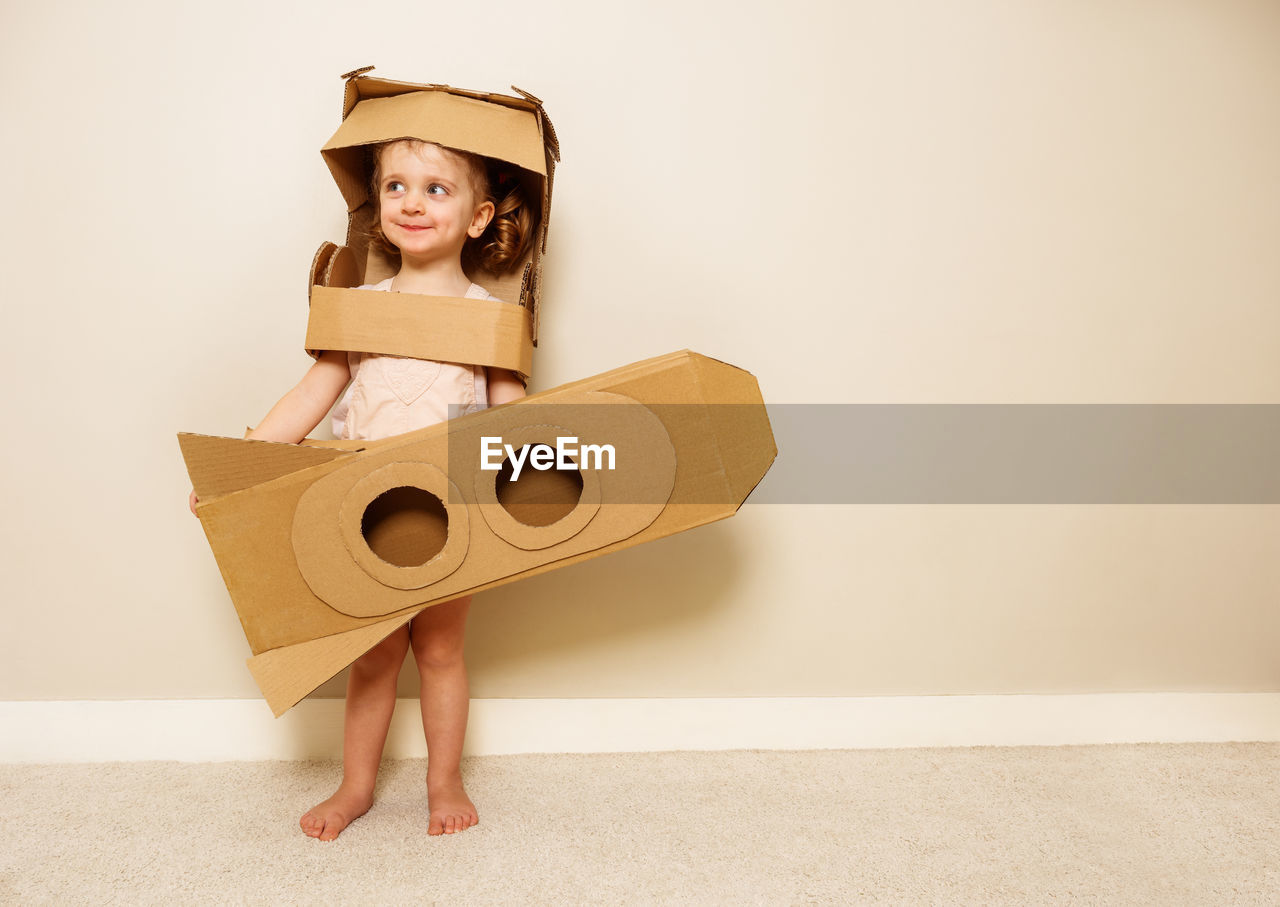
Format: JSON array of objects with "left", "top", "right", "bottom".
[{"left": 2, "top": 0, "right": 1277, "bottom": 701}]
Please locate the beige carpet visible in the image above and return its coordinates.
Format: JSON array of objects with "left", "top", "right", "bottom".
[{"left": 2, "top": 744, "right": 1278, "bottom": 904}]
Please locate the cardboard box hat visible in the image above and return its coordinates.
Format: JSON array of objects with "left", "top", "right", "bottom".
[{"left": 306, "top": 67, "right": 561, "bottom": 381}]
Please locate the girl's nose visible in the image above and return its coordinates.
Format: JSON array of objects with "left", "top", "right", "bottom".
[{"left": 401, "top": 191, "right": 425, "bottom": 213}]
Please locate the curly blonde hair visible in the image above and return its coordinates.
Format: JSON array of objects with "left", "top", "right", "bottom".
[{"left": 366, "top": 139, "right": 536, "bottom": 276}]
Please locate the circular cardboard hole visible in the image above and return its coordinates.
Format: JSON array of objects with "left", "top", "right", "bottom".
[
  {"left": 495, "top": 445, "right": 584, "bottom": 527},
  {"left": 360, "top": 486, "right": 449, "bottom": 567}
]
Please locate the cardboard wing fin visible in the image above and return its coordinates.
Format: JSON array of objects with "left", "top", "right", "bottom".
[{"left": 179, "top": 433, "right": 356, "bottom": 500}]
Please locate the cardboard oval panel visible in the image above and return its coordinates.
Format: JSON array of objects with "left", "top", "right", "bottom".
[{"left": 290, "top": 390, "right": 675, "bottom": 618}]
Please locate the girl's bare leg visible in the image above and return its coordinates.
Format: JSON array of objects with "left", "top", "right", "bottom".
[
  {"left": 300, "top": 624, "right": 410, "bottom": 841},
  {"left": 410, "top": 596, "right": 477, "bottom": 835}
]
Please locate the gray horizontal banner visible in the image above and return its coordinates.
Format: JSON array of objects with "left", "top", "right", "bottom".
[
  {"left": 448, "top": 404, "right": 1280, "bottom": 505},
  {"left": 754, "top": 404, "right": 1280, "bottom": 504}
]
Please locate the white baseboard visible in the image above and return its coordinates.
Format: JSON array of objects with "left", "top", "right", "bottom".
[{"left": 3, "top": 694, "right": 1279, "bottom": 763}]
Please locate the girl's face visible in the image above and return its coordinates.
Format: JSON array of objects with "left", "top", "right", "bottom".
[{"left": 376, "top": 142, "right": 494, "bottom": 267}]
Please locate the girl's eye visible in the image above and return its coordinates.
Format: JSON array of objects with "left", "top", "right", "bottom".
[{"left": 382, "top": 180, "right": 446, "bottom": 196}]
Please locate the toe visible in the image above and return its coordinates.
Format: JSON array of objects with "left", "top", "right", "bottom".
[{"left": 429, "top": 814, "right": 443, "bottom": 836}]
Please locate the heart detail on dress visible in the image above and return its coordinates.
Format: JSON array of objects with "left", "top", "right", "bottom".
[{"left": 378, "top": 355, "right": 442, "bottom": 405}]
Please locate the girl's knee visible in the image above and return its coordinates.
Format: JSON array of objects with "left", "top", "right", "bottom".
[
  {"left": 353, "top": 626, "right": 409, "bottom": 676},
  {"left": 410, "top": 629, "right": 465, "bottom": 671},
  {"left": 409, "top": 597, "right": 470, "bottom": 668}
]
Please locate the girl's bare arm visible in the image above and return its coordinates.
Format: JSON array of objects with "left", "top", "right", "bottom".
[
  {"left": 247, "top": 350, "right": 352, "bottom": 443},
  {"left": 488, "top": 368, "right": 526, "bottom": 406},
  {"left": 189, "top": 350, "right": 351, "bottom": 515}
]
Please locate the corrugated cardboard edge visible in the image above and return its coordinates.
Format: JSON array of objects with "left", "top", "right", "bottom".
[
  {"left": 322, "top": 91, "right": 546, "bottom": 193},
  {"left": 248, "top": 613, "right": 413, "bottom": 717},
  {"left": 689, "top": 353, "right": 778, "bottom": 509},
  {"left": 179, "top": 433, "right": 355, "bottom": 499}
]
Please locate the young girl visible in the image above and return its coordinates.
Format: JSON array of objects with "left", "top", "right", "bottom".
[{"left": 190, "top": 137, "right": 536, "bottom": 841}]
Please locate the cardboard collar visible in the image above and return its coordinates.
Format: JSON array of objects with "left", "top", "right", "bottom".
[{"left": 306, "top": 285, "right": 534, "bottom": 377}]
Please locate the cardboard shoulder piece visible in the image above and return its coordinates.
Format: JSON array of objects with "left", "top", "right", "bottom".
[
  {"left": 307, "top": 67, "right": 561, "bottom": 382},
  {"left": 181, "top": 350, "right": 776, "bottom": 715}
]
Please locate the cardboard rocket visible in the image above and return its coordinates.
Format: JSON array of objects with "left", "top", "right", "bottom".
[
  {"left": 180, "top": 69, "right": 776, "bottom": 715},
  {"left": 182, "top": 351, "right": 775, "bottom": 715}
]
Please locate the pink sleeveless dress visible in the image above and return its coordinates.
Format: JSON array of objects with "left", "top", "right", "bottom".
[{"left": 330, "top": 278, "right": 501, "bottom": 442}]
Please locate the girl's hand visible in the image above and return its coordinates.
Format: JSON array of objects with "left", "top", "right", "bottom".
[{"left": 187, "top": 351, "right": 351, "bottom": 520}]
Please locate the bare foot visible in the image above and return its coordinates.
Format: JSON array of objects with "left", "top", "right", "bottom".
[
  {"left": 300, "top": 783, "right": 374, "bottom": 842},
  {"left": 427, "top": 775, "right": 478, "bottom": 835}
]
